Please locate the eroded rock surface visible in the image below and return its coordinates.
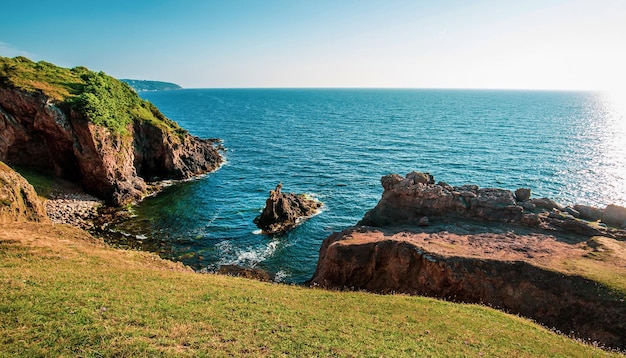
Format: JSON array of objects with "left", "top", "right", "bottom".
[
  {"left": 254, "top": 183, "right": 322, "bottom": 235},
  {"left": 0, "top": 161, "right": 48, "bottom": 223}
]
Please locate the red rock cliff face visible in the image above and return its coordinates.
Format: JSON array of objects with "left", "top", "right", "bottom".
[{"left": 0, "top": 86, "right": 222, "bottom": 206}]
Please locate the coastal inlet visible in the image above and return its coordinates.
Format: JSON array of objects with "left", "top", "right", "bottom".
[{"left": 106, "top": 89, "right": 626, "bottom": 283}]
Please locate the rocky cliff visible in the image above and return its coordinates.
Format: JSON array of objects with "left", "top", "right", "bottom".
[
  {"left": 310, "top": 172, "right": 626, "bottom": 349},
  {"left": 0, "top": 56, "right": 222, "bottom": 205},
  {"left": 0, "top": 161, "right": 48, "bottom": 223}
]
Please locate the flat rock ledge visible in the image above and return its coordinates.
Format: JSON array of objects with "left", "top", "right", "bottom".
[
  {"left": 254, "top": 183, "right": 322, "bottom": 235},
  {"left": 309, "top": 172, "right": 626, "bottom": 350}
]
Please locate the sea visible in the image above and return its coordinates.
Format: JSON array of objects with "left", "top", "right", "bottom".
[{"left": 108, "top": 89, "right": 626, "bottom": 284}]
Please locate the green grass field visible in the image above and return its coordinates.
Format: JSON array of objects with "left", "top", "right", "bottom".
[{"left": 0, "top": 223, "right": 622, "bottom": 357}]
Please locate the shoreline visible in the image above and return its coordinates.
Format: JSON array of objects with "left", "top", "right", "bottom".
[{"left": 45, "top": 191, "right": 103, "bottom": 230}]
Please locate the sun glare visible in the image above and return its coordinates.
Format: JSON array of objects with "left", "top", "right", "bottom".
[{"left": 598, "top": 90, "right": 626, "bottom": 206}]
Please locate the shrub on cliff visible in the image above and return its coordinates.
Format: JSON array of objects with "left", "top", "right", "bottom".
[
  {"left": 72, "top": 72, "right": 143, "bottom": 134},
  {"left": 0, "top": 55, "right": 183, "bottom": 135}
]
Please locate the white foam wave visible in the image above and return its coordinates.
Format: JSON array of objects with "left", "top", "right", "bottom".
[
  {"left": 273, "top": 270, "right": 289, "bottom": 283},
  {"left": 206, "top": 210, "right": 222, "bottom": 226},
  {"left": 214, "top": 238, "right": 280, "bottom": 268}
]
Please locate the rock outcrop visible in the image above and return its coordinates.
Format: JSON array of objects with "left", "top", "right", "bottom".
[
  {"left": 311, "top": 172, "right": 626, "bottom": 349},
  {"left": 0, "top": 72, "right": 222, "bottom": 206},
  {"left": 603, "top": 204, "right": 626, "bottom": 229},
  {"left": 254, "top": 183, "right": 322, "bottom": 235},
  {"left": 360, "top": 171, "right": 626, "bottom": 237},
  {"left": 0, "top": 161, "right": 48, "bottom": 223}
]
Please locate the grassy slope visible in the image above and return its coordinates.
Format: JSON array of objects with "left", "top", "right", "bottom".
[
  {"left": 562, "top": 236, "right": 626, "bottom": 296},
  {"left": 0, "top": 223, "right": 620, "bottom": 357}
]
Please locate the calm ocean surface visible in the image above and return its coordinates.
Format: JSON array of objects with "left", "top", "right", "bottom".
[{"left": 110, "top": 89, "right": 626, "bottom": 283}]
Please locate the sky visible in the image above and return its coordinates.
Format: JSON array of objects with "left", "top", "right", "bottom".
[{"left": 1, "top": 0, "right": 625, "bottom": 91}]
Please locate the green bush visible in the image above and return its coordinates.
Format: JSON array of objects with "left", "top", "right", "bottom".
[{"left": 70, "top": 71, "right": 140, "bottom": 134}]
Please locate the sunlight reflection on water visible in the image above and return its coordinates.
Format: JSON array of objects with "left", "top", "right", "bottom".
[{"left": 598, "top": 91, "right": 626, "bottom": 206}]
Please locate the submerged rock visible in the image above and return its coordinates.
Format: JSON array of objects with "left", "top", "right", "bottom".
[{"left": 253, "top": 183, "right": 322, "bottom": 235}]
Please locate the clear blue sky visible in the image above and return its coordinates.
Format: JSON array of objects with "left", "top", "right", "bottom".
[{"left": 1, "top": 0, "right": 625, "bottom": 91}]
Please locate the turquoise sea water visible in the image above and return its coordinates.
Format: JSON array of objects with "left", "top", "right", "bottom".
[{"left": 110, "top": 89, "right": 626, "bottom": 283}]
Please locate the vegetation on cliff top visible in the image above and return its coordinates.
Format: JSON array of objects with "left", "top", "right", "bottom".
[
  {"left": 0, "top": 223, "right": 620, "bottom": 357},
  {"left": 0, "top": 56, "right": 185, "bottom": 135}
]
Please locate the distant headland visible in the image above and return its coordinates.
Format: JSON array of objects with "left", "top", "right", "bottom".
[{"left": 120, "top": 79, "right": 182, "bottom": 92}]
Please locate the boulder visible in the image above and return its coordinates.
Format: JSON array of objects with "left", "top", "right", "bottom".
[
  {"left": 602, "top": 204, "right": 626, "bottom": 229},
  {"left": 0, "top": 162, "right": 48, "bottom": 223},
  {"left": 406, "top": 171, "right": 434, "bottom": 184},
  {"left": 574, "top": 204, "right": 603, "bottom": 222},
  {"left": 529, "top": 197, "right": 563, "bottom": 212},
  {"left": 515, "top": 188, "right": 531, "bottom": 202},
  {"left": 418, "top": 216, "right": 430, "bottom": 226},
  {"left": 381, "top": 173, "right": 404, "bottom": 190},
  {"left": 253, "top": 183, "right": 322, "bottom": 235}
]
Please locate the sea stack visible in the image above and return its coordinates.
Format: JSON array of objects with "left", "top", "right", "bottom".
[{"left": 254, "top": 183, "right": 322, "bottom": 235}]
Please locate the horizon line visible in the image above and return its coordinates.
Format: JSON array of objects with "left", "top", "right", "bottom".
[{"left": 176, "top": 86, "right": 603, "bottom": 93}]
